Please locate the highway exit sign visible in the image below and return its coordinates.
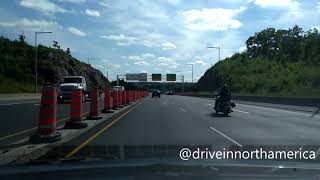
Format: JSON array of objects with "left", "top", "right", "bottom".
[
  {"left": 166, "top": 74, "right": 176, "bottom": 81},
  {"left": 152, "top": 74, "right": 162, "bottom": 81}
]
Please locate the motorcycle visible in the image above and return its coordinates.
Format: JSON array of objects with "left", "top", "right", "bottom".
[{"left": 214, "top": 95, "right": 236, "bottom": 116}]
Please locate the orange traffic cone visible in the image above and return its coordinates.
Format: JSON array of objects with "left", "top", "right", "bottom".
[
  {"left": 29, "top": 85, "right": 61, "bottom": 143},
  {"left": 118, "top": 90, "right": 123, "bottom": 108},
  {"left": 86, "top": 88, "right": 102, "bottom": 120},
  {"left": 64, "top": 89, "right": 88, "bottom": 129},
  {"left": 102, "top": 88, "right": 113, "bottom": 113}
]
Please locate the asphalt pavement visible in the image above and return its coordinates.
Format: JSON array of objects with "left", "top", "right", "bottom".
[
  {"left": 0, "top": 98, "right": 104, "bottom": 140},
  {"left": 51, "top": 94, "right": 320, "bottom": 160},
  {"left": 3, "top": 94, "right": 320, "bottom": 159}
]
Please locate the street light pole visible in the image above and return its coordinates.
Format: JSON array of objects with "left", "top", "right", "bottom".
[
  {"left": 191, "top": 64, "right": 193, "bottom": 83},
  {"left": 207, "top": 46, "right": 221, "bottom": 62},
  {"left": 117, "top": 75, "right": 119, "bottom": 86},
  {"left": 35, "top": 31, "right": 52, "bottom": 93},
  {"left": 176, "top": 71, "right": 183, "bottom": 92},
  {"left": 186, "top": 64, "right": 194, "bottom": 83}
]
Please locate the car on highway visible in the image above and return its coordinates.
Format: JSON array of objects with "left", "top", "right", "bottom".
[
  {"left": 152, "top": 90, "right": 161, "bottom": 98},
  {"left": 166, "top": 91, "right": 173, "bottom": 95},
  {"left": 57, "top": 76, "right": 89, "bottom": 104}
]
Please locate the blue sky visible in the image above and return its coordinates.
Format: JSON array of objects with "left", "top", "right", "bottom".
[{"left": 0, "top": 0, "right": 319, "bottom": 82}]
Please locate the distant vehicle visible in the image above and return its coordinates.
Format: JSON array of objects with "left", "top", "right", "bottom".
[
  {"left": 57, "top": 76, "right": 89, "bottom": 104},
  {"left": 152, "top": 90, "right": 161, "bottom": 98},
  {"left": 166, "top": 91, "right": 173, "bottom": 95},
  {"left": 112, "top": 86, "right": 125, "bottom": 91}
]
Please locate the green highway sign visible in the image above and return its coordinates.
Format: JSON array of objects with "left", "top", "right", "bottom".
[
  {"left": 152, "top": 74, "right": 162, "bottom": 81},
  {"left": 166, "top": 74, "right": 176, "bottom": 81}
]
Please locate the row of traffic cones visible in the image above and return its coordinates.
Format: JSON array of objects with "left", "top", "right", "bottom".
[{"left": 29, "top": 85, "right": 148, "bottom": 144}]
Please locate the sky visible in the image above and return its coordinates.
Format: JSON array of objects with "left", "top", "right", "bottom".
[{"left": 0, "top": 0, "right": 319, "bottom": 82}]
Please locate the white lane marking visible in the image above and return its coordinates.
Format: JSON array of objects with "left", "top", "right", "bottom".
[
  {"left": 208, "top": 104, "right": 214, "bottom": 107},
  {"left": 187, "top": 96, "right": 318, "bottom": 117},
  {"left": 179, "top": 108, "right": 187, "bottom": 112},
  {"left": 233, "top": 109, "right": 249, "bottom": 114},
  {"left": 34, "top": 103, "right": 40, "bottom": 106},
  {"left": 191, "top": 100, "right": 197, "bottom": 103},
  {"left": 238, "top": 103, "right": 317, "bottom": 116},
  {"left": 209, "top": 126, "right": 243, "bottom": 147},
  {"left": 0, "top": 101, "right": 40, "bottom": 106}
]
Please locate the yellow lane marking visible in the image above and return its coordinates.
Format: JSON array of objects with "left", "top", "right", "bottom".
[
  {"left": 64, "top": 98, "right": 146, "bottom": 158},
  {"left": 0, "top": 112, "right": 89, "bottom": 141}
]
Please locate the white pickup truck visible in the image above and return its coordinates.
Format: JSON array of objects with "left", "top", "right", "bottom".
[{"left": 57, "top": 76, "right": 90, "bottom": 104}]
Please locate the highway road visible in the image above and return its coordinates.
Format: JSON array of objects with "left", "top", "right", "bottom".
[
  {"left": 0, "top": 98, "right": 105, "bottom": 143},
  {"left": 51, "top": 94, "right": 320, "bottom": 159}
]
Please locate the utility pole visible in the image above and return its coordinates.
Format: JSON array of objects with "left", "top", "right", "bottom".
[
  {"left": 186, "top": 64, "right": 194, "bottom": 83},
  {"left": 207, "top": 46, "right": 221, "bottom": 62},
  {"left": 191, "top": 64, "right": 194, "bottom": 83},
  {"left": 182, "top": 75, "right": 184, "bottom": 93},
  {"left": 34, "top": 31, "right": 52, "bottom": 92},
  {"left": 117, "top": 75, "right": 119, "bottom": 86}
]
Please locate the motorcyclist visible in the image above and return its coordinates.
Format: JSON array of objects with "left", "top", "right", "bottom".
[{"left": 214, "top": 83, "right": 231, "bottom": 110}]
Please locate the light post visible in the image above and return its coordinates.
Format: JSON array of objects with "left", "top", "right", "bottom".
[
  {"left": 106, "top": 68, "right": 109, "bottom": 80},
  {"left": 35, "top": 31, "right": 52, "bottom": 93},
  {"left": 186, "top": 64, "right": 194, "bottom": 83},
  {"left": 207, "top": 46, "right": 221, "bottom": 62},
  {"left": 176, "top": 71, "right": 184, "bottom": 92}
]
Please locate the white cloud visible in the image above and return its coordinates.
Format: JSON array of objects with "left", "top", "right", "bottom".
[
  {"left": 127, "top": 53, "right": 156, "bottom": 61},
  {"left": 102, "top": 33, "right": 175, "bottom": 50},
  {"left": 67, "top": 27, "right": 87, "bottom": 36},
  {"left": 317, "top": 2, "right": 320, "bottom": 13},
  {"left": 20, "top": 0, "right": 66, "bottom": 15},
  {"left": 85, "top": 9, "right": 100, "bottom": 17},
  {"left": 238, "top": 46, "right": 247, "bottom": 52},
  {"left": 157, "top": 57, "right": 178, "bottom": 68},
  {"left": 99, "top": 1, "right": 111, "bottom": 8},
  {"left": 181, "top": 7, "right": 246, "bottom": 31},
  {"left": 167, "top": 0, "right": 181, "bottom": 6},
  {"left": 253, "top": 0, "right": 302, "bottom": 17},
  {"left": 59, "top": 0, "right": 86, "bottom": 3},
  {"left": 0, "top": 18, "right": 61, "bottom": 31},
  {"left": 142, "top": 53, "right": 156, "bottom": 59},
  {"left": 254, "top": 0, "right": 297, "bottom": 8},
  {"left": 134, "top": 61, "right": 150, "bottom": 65},
  {"left": 194, "top": 60, "right": 206, "bottom": 66},
  {"left": 161, "top": 42, "right": 177, "bottom": 50},
  {"left": 128, "top": 56, "right": 144, "bottom": 61},
  {"left": 101, "top": 34, "right": 138, "bottom": 45},
  {"left": 107, "top": 63, "right": 121, "bottom": 68},
  {"left": 92, "top": 64, "right": 104, "bottom": 70}
]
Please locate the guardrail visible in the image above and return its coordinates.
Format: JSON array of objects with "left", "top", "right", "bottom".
[{"left": 177, "top": 93, "right": 320, "bottom": 107}]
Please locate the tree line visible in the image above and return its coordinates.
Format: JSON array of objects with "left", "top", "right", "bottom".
[{"left": 197, "top": 26, "right": 320, "bottom": 97}]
